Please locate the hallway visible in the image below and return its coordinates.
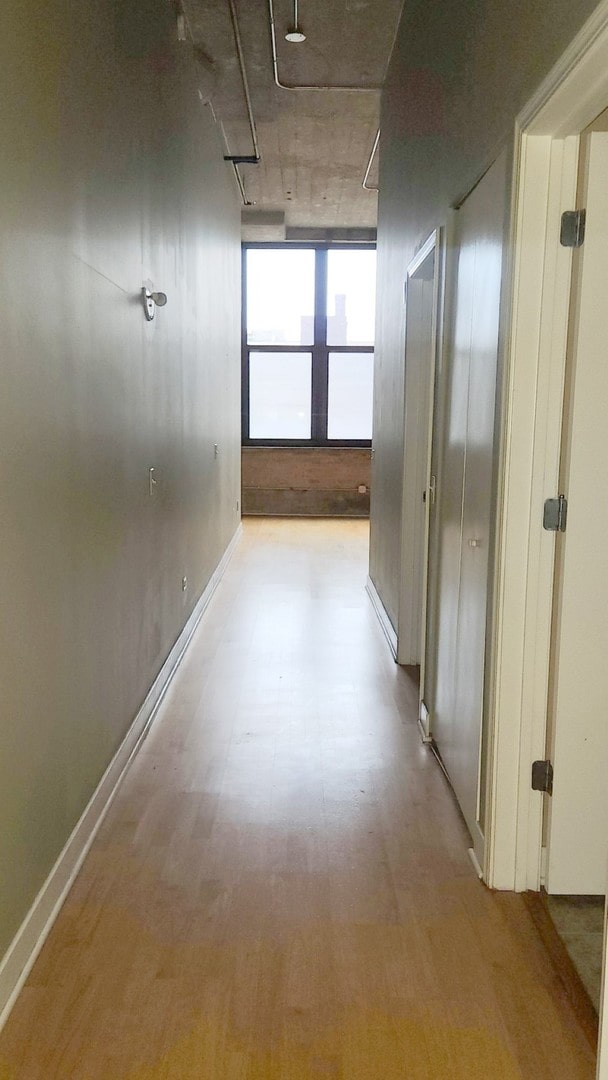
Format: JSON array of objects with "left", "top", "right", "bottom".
[{"left": 0, "top": 519, "right": 596, "bottom": 1078}]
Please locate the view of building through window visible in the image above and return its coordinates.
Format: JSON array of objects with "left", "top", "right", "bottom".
[
  {"left": 326, "top": 248, "right": 376, "bottom": 346},
  {"left": 244, "top": 245, "right": 376, "bottom": 443}
]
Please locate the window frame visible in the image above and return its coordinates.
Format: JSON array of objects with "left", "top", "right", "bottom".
[{"left": 242, "top": 242, "right": 375, "bottom": 447}]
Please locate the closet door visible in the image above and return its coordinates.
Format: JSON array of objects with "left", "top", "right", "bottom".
[
  {"left": 432, "top": 156, "right": 505, "bottom": 851},
  {"left": 544, "top": 126, "right": 608, "bottom": 895}
]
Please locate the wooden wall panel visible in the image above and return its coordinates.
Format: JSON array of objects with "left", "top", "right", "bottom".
[{"left": 242, "top": 449, "right": 371, "bottom": 517}]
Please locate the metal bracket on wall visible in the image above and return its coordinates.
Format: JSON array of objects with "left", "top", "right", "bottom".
[{"left": 223, "top": 154, "right": 260, "bottom": 164}]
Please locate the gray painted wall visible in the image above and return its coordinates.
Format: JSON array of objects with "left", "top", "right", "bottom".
[
  {"left": 0, "top": 0, "right": 241, "bottom": 958},
  {"left": 369, "top": 0, "right": 599, "bottom": 626}
]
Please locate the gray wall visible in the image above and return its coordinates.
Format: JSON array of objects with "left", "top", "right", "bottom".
[
  {"left": 0, "top": 0, "right": 241, "bottom": 958},
  {"left": 369, "top": 0, "right": 599, "bottom": 626}
]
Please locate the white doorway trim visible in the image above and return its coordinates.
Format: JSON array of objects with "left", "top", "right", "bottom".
[
  {"left": 488, "top": 0, "right": 608, "bottom": 895},
  {"left": 484, "top": 0, "right": 608, "bottom": 1009},
  {"left": 397, "top": 229, "right": 441, "bottom": 669}
]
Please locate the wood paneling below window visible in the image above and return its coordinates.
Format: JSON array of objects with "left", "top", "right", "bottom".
[{"left": 242, "top": 447, "right": 371, "bottom": 517}]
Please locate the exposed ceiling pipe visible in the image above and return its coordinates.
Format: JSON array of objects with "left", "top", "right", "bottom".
[
  {"left": 362, "top": 128, "right": 380, "bottom": 191},
  {"left": 207, "top": 99, "right": 254, "bottom": 206},
  {"left": 222, "top": 122, "right": 255, "bottom": 205},
  {"left": 174, "top": 2, "right": 257, "bottom": 200},
  {"left": 268, "top": 0, "right": 382, "bottom": 91},
  {"left": 224, "top": 0, "right": 261, "bottom": 164}
]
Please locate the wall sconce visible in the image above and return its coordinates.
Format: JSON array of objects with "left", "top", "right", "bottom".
[{"left": 142, "top": 287, "right": 168, "bottom": 321}]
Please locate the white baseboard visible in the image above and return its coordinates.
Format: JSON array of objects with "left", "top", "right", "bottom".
[
  {"left": 468, "top": 847, "right": 484, "bottom": 880},
  {"left": 0, "top": 523, "right": 242, "bottom": 1034},
  {"left": 418, "top": 700, "right": 433, "bottom": 744},
  {"left": 366, "top": 576, "right": 398, "bottom": 660}
]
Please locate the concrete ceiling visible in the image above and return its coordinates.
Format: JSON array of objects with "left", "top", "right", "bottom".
[{"left": 182, "top": 0, "right": 403, "bottom": 230}]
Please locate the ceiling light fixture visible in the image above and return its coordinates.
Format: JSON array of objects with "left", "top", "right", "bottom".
[{"left": 285, "top": 0, "right": 306, "bottom": 42}]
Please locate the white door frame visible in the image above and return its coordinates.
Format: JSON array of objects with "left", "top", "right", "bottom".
[
  {"left": 397, "top": 229, "right": 442, "bottom": 669},
  {"left": 415, "top": 229, "right": 444, "bottom": 737},
  {"left": 488, "top": 0, "right": 608, "bottom": 893},
  {"left": 600, "top": 897, "right": 608, "bottom": 1080},
  {"left": 486, "top": 12, "right": 608, "bottom": 1071}
]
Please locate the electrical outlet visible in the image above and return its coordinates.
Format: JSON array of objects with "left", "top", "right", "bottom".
[{"left": 182, "top": 576, "right": 188, "bottom": 592}]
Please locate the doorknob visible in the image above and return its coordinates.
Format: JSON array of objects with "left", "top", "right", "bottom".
[{"left": 468, "top": 538, "right": 482, "bottom": 548}]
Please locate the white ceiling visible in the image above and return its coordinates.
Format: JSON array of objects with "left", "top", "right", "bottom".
[{"left": 183, "top": 0, "right": 403, "bottom": 229}]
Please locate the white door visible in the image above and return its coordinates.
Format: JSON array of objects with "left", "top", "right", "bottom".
[
  {"left": 432, "top": 156, "right": 505, "bottom": 851},
  {"left": 398, "top": 233, "right": 439, "bottom": 669},
  {"left": 418, "top": 236, "right": 444, "bottom": 731},
  {"left": 545, "top": 124, "right": 608, "bottom": 895}
]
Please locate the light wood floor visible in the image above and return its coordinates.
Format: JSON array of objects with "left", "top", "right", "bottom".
[{"left": 0, "top": 519, "right": 596, "bottom": 1078}]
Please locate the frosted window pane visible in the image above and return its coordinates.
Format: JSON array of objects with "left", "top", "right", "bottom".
[
  {"left": 249, "top": 352, "right": 312, "bottom": 439},
  {"left": 247, "top": 249, "right": 315, "bottom": 345},
  {"left": 327, "top": 352, "right": 374, "bottom": 440},
  {"left": 326, "top": 250, "right": 376, "bottom": 346}
]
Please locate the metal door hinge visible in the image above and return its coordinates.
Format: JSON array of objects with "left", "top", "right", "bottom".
[
  {"left": 560, "top": 209, "right": 586, "bottom": 248},
  {"left": 531, "top": 759, "right": 553, "bottom": 795},
  {"left": 543, "top": 494, "right": 567, "bottom": 532},
  {"left": 540, "top": 846, "right": 548, "bottom": 885},
  {"left": 428, "top": 474, "right": 436, "bottom": 505}
]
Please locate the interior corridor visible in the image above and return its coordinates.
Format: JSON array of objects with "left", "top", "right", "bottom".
[{"left": 0, "top": 519, "right": 596, "bottom": 1079}]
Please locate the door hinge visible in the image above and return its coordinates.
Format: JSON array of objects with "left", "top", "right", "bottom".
[
  {"left": 560, "top": 209, "right": 586, "bottom": 248},
  {"left": 543, "top": 494, "right": 567, "bottom": 532},
  {"left": 540, "top": 846, "right": 548, "bottom": 885},
  {"left": 531, "top": 759, "right": 553, "bottom": 795}
]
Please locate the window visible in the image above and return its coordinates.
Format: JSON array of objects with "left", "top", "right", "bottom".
[{"left": 242, "top": 244, "right": 376, "bottom": 446}]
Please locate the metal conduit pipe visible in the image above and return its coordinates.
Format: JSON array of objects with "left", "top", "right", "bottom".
[
  {"left": 362, "top": 128, "right": 380, "bottom": 191},
  {"left": 208, "top": 100, "right": 254, "bottom": 206},
  {"left": 224, "top": 0, "right": 261, "bottom": 163},
  {"left": 268, "top": 0, "right": 382, "bottom": 91},
  {"left": 176, "top": 5, "right": 257, "bottom": 199},
  {"left": 222, "top": 124, "right": 255, "bottom": 204}
]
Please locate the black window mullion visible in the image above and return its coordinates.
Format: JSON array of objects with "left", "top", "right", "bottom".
[
  {"left": 311, "top": 248, "right": 328, "bottom": 442},
  {"left": 241, "top": 248, "right": 249, "bottom": 440},
  {"left": 325, "top": 345, "right": 374, "bottom": 354}
]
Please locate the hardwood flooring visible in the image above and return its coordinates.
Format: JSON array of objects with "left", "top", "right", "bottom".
[{"left": 0, "top": 519, "right": 597, "bottom": 1078}]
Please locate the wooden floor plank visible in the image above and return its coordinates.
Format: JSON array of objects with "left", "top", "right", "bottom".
[{"left": 0, "top": 519, "right": 596, "bottom": 1078}]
